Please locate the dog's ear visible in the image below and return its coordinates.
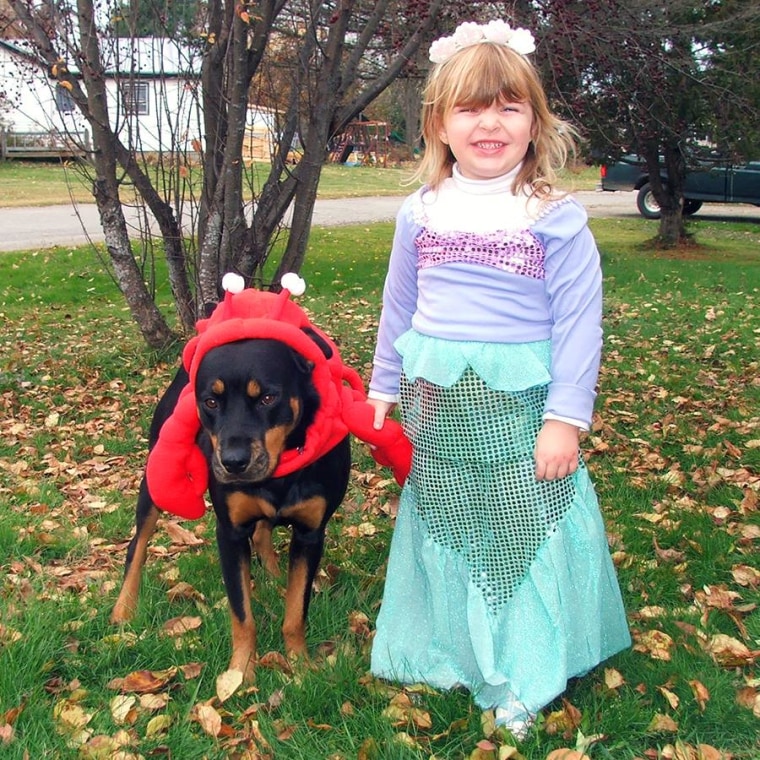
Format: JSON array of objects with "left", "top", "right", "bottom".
[
  {"left": 291, "top": 351, "right": 315, "bottom": 376},
  {"left": 301, "top": 326, "right": 334, "bottom": 359}
]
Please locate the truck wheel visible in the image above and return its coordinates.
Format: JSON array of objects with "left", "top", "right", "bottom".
[
  {"left": 683, "top": 199, "right": 703, "bottom": 216},
  {"left": 636, "top": 183, "right": 661, "bottom": 220}
]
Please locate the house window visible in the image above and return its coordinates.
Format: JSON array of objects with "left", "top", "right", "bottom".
[
  {"left": 56, "top": 85, "right": 75, "bottom": 114},
  {"left": 123, "top": 81, "right": 149, "bottom": 115}
]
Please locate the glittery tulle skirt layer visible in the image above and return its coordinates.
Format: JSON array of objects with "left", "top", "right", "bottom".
[{"left": 370, "top": 332, "right": 631, "bottom": 713}]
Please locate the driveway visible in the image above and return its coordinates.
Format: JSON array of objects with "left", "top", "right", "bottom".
[{"left": 0, "top": 190, "right": 756, "bottom": 252}]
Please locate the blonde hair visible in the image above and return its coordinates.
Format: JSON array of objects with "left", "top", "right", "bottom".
[{"left": 413, "top": 42, "right": 577, "bottom": 196}]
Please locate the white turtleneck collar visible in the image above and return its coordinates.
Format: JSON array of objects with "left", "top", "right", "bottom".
[
  {"left": 416, "top": 162, "right": 538, "bottom": 233},
  {"left": 449, "top": 162, "right": 524, "bottom": 195}
]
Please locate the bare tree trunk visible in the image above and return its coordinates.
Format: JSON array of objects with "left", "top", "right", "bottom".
[
  {"left": 75, "top": 0, "right": 177, "bottom": 348},
  {"left": 643, "top": 141, "right": 687, "bottom": 246}
]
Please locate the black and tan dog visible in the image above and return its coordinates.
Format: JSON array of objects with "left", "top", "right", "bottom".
[{"left": 110, "top": 336, "right": 351, "bottom": 682}]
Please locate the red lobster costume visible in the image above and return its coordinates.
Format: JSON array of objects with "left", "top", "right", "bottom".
[{"left": 145, "top": 273, "right": 412, "bottom": 520}]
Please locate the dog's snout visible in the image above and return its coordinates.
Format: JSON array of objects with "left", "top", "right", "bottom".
[{"left": 221, "top": 444, "right": 252, "bottom": 474}]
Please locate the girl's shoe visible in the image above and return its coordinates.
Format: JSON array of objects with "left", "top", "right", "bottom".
[{"left": 494, "top": 705, "right": 536, "bottom": 741}]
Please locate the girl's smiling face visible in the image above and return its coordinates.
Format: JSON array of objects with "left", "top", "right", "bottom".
[{"left": 439, "top": 99, "right": 534, "bottom": 181}]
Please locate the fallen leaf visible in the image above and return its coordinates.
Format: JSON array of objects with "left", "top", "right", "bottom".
[
  {"left": 195, "top": 703, "right": 222, "bottom": 737},
  {"left": 139, "top": 693, "right": 170, "bottom": 710},
  {"left": 647, "top": 712, "right": 679, "bottom": 733},
  {"left": 604, "top": 668, "right": 625, "bottom": 690},
  {"left": 108, "top": 667, "right": 178, "bottom": 693},
  {"left": 731, "top": 564, "right": 760, "bottom": 588},
  {"left": 53, "top": 700, "right": 93, "bottom": 733},
  {"left": 659, "top": 686, "right": 680, "bottom": 710},
  {"left": 162, "top": 616, "right": 202, "bottom": 637},
  {"left": 216, "top": 668, "right": 244, "bottom": 703},
  {"left": 705, "top": 634, "right": 758, "bottom": 667},
  {"left": 109, "top": 695, "right": 136, "bottom": 724},
  {"left": 633, "top": 629, "right": 675, "bottom": 661},
  {"left": 0, "top": 724, "right": 14, "bottom": 744},
  {"left": 164, "top": 521, "right": 204, "bottom": 546},
  {"left": 258, "top": 651, "right": 293, "bottom": 674},
  {"left": 689, "top": 680, "right": 710, "bottom": 712},
  {"left": 145, "top": 713, "right": 172, "bottom": 738}
]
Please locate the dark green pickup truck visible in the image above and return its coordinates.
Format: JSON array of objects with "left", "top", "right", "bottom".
[{"left": 600, "top": 154, "right": 760, "bottom": 219}]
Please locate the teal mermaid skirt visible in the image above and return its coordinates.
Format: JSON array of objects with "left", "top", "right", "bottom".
[{"left": 370, "top": 332, "right": 631, "bottom": 713}]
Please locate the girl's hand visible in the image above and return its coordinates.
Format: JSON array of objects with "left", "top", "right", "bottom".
[
  {"left": 367, "top": 398, "right": 396, "bottom": 430},
  {"left": 534, "top": 419, "right": 580, "bottom": 481}
]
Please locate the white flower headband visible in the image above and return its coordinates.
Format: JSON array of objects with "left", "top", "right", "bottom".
[{"left": 429, "top": 20, "right": 536, "bottom": 64}]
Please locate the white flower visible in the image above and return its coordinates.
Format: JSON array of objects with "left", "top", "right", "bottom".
[
  {"left": 452, "top": 22, "right": 485, "bottom": 48},
  {"left": 508, "top": 28, "right": 536, "bottom": 55},
  {"left": 428, "top": 20, "right": 536, "bottom": 64},
  {"left": 482, "top": 19, "right": 514, "bottom": 45},
  {"left": 429, "top": 36, "right": 458, "bottom": 64}
]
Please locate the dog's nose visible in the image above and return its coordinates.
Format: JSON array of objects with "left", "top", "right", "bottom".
[{"left": 221, "top": 448, "right": 251, "bottom": 474}]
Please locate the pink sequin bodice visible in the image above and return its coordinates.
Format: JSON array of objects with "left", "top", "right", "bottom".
[{"left": 416, "top": 227, "right": 545, "bottom": 280}]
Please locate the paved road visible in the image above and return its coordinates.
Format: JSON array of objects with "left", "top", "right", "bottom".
[{"left": 0, "top": 190, "right": 757, "bottom": 252}]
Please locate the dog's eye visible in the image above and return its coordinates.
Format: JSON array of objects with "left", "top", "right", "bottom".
[
  {"left": 204, "top": 398, "right": 219, "bottom": 410},
  {"left": 259, "top": 393, "right": 277, "bottom": 406}
]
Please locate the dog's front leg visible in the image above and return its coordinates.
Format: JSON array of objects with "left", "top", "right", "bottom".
[
  {"left": 217, "top": 524, "right": 257, "bottom": 682},
  {"left": 282, "top": 524, "right": 326, "bottom": 658},
  {"left": 111, "top": 480, "right": 160, "bottom": 624}
]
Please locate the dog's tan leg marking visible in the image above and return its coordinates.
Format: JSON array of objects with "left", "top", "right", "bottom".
[
  {"left": 227, "top": 492, "right": 276, "bottom": 526},
  {"left": 252, "top": 519, "right": 280, "bottom": 577},
  {"left": 282, "top": 555, "right": 309, "bottom": 656},
  {"left": 228, "top": 557, "right": 257, "bottom": 683},
  {"left": 111, "top": 505, "right": 160, "bottom": 623},
  {"left": 279, "top": 496, "right": 327, "bottom": 532}
]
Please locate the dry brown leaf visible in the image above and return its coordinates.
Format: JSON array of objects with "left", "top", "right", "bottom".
[
  {"left": 167, "top": 581, "right": 207, "bottom": 603},
  {"left": 108, "top": 667, "right": 178, "bottom": 693},
  {"left": 0, "top": 724, "right": 15, "bottom": 745},
  {"left": 216, "top": 668, "right": 244, "bottom": 703},
  {"left": 543, "top": 699, "right": 582, "bottom": 739},
  {"left": 258, "top": 651, "right": 293, "bottom": 674},
  {"left": 689, "top": 680, "right": 710, "bottom": 712},
  {"left": 731, "top": 564, "right": 760, "bottom": 588},
  {"left": 697, "top": 744, "right": 733, "bottom": 760},
  {"left": 382, "top": 692, "right": 433, "bottom": 730},
  {"left": 705, "top": 634, "right": 758, "bottom": 667},
  {"left": 604, "top": 667, "right": 625, "bottom": 690},
  {"left": 647, "top": 712, "right": 679, "bottom": 733},
  {"left": 545, "top": 751, "right": 591, "bottom": 760},
  {"left": 633, "top": 629, "right": 674, "bottom": 661},
  {"left": 136, "top": 694, "right": 167, "bottom": 714},
  {"left": 162, "top": 615, "right": 202, "bottom": 637},
  {"left": 145, "top": 713, "right": 172, "bottom": 738},
  {"left": 348, "top": 610, "right": 371, "bottom": 637},
  {"left": 109, "top": 695, "right": 136, "bottom": 724},
  {"left": 53, "top": 700, "right": 93, "bottom": 733},
  {"left": 196, "top": 703, "right": 223, "bottom": 737},
  {"left": 164, "top": 521, "right": 205, "bottom": 545},
  {"left": 179, "top": 662, "right": 204, "bottom": 680},
  {"left": 659, "top": 686, "right": 680, "bottom": 710}
]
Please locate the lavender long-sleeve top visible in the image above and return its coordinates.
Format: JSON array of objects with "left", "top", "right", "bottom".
[{"left": 369, "top": 167, "right": 603, "bottom": 429}]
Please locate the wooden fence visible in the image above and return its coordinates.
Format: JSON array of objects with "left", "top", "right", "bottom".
[{"left": 0, "top": 130, "right": 91, "bottom": 160}]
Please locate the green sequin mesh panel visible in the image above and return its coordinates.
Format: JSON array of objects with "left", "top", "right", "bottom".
[{"left": 400, "top": 368, "right": 576, "bottom": 613}]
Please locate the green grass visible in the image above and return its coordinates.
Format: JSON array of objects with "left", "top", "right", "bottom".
[
  {"left": 0, "top": 159, "right": 601, "bottom": 207},
  {"left": 0, "top": 215, "right": 759, "bottom": 759}
]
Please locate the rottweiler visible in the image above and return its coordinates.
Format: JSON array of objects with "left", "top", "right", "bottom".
[{"left": 110, "top": 336, "right": 351, "bottom": 682}]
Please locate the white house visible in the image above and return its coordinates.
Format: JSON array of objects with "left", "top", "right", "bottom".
[{"left": 0, "top": 36, "right": 207, "bottom": 155}]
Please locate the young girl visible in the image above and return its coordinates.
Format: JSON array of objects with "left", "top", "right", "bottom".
[{"left": 367, "top": 20, "right": 630, "bottom": 740}]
